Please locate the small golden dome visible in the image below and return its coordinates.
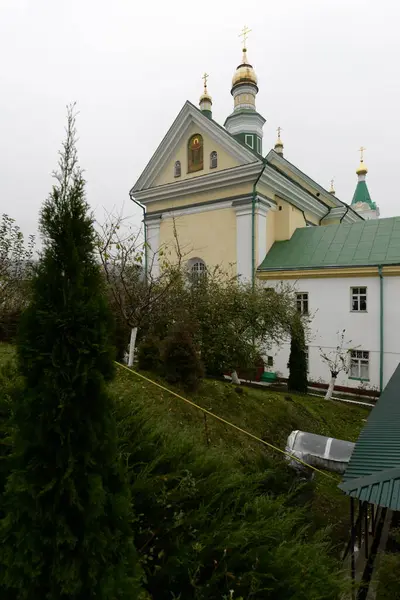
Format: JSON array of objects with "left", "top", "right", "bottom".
[
  {"left": 199, "top": 91, "right": 212, "bottom": 103},
  {"left": 356, "top": 160, "right": 368, "bottom": 176},
  {"left": 232, "top": 49, "right": 258, "bottom": 89}
]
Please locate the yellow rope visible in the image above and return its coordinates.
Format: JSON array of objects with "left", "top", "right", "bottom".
[{"left": 115, "top": 362, "right": 337, "bottom": 482}]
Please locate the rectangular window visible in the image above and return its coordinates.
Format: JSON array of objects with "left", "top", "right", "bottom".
[
  {"left": 296, "top": 292, "right": 309, "bottom": 315},
  {"left": 266, "top": 356, "right": 274, "bottom": 367},
  {"left": 351, "top": 287, "right": 367, "bottom": 312},
  {"left": 349, "top": 350, "right": 370, "bottom": 380},
  {"left": 245, "top": 134, "right": 254, "bottom": 149},
  {"left": 257, "top": 137, "right": 261, "bottom": 154}
]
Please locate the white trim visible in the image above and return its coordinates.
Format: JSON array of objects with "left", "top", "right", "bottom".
[
  {"left": 162, "top": 199, "right": 234, "bottom": 219},
  {"left": 235, "top": 204, "right": 252, "bottom": 281},
  {"left": 134, "top": 162, "right": 262, "bottom": 204},
  {"left": 257, "top": 137, "right": 261, "bottom": 154},
  {"left": 257, "top": 204, "right": 269, "bottom": 266},
  {"left": 245, "top": 134, "right": 254, "bottom": 149},
  {"left": 131, "top": 101, "right": 257, "bottom": 192},
  {"left": 225, "top": 112, "right": 265, "bottom": 137}
]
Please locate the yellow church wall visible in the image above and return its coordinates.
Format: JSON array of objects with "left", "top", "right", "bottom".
[
  {"left": 266, "top": 209, "right": 275, "bottom": 254},
  {"left": 158, "top": 206, "right": 237, "bottom": 272},
  {"left": 273, "top": 197, "right": 307, "bottom": 241},
  {"left": 145, "top": 182, "right": 253, "bottom": 215},
  {"left": 152, "top": 125, "right": 241, "bottom": 187}
]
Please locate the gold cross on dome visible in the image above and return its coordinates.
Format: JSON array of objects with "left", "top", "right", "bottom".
[
  {"left": 277, "top": 126, "right": 282, "bottom": 139},
  {"left": 202, "top": 72, "right": 209, "bottom": 90},
  {"left": 330, "top": 178, "right": 335, "bottom": 190},
  {"left": 359, "top": 146, "right": 366, "bottom": 161},
  {"left": 239, "top": 25, "right": 252, "bottom": 49}
]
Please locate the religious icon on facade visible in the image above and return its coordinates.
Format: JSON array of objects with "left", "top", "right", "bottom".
[{"left": 188, "top": 134, "right": 204, "bottom": 172}]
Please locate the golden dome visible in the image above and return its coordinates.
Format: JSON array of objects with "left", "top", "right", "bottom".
[
  {"left": 232, "top": 49, "right": 258, "bottom": 89},
  {"left": 356, "top": 160, "right": 368, "bottom": 176}
]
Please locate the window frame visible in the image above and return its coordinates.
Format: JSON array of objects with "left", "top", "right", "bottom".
[
  {"left": 210, "top": 151, "right": 218, "bottom": 169},
  {"left": 266, "top": 356, "right": 274, "bottom": 368},
  {"left": 296, "top": 292, "right": 309, "bottom": 315},
  {"left": 349, "top": 349, "right": 370, "bottom": 381},
  {"left": 174, "top": 160, "right": 181, "bottom": 178},
  {"left": 245, "top": 134, "right": 254, "bottom": 149},
  {"left": 256, "top": 137, "right": 261, "bottom": 154},
  {"left": 350, "top": 286, "right": 367, "bottom": 312}
]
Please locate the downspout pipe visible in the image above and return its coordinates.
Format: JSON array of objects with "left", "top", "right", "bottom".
[
  {"left": 129, "top": 191, "right": 148, "bottom": 279},
  {"left": 378, "top": 265, "right": 384, "bottom": 393},
  {"left": 252, "top": 160, "right": 268, "bottom": 289}
]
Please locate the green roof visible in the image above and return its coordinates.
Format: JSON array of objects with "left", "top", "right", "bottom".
[
  {"left": 258, "top": 217, "right": 400, "bottom": 271},
  {"left": 339, "top": 364, "right": 400, "bottom": 510},
  {"left": 351, "top": 180, "right": 376, "bottom": 209}
]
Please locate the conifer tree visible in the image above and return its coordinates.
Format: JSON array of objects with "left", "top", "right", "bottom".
[
  {"left": 0, "top": 106, "right": 141, "bottom": 599},
  {"left": 288, "top": 311, "right": 308, "bottom": 393}
]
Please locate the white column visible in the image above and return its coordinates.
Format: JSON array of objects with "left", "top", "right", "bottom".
[
  {"left": 234, "top": 205, "right": 253, "bottom": 281},
  {"left": 146, "top": 218, "right": 161, "bottom": 279},
  {"left": 257, "top": 204, "right": 269, "bottom": 267}
]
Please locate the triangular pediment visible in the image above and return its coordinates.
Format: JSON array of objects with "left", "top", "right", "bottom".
[{"left": 131, "top": 101, "right": 260, "bottom": 192}]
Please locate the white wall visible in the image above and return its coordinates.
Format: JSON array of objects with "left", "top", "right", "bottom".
[{"left": 265, "top": 275, "right": 400, "bottom": 392}]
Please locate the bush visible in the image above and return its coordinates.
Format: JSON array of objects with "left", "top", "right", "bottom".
[
  {"left": 162, "top": 324, "right": 204, "bottom": 391},
  {"left": 288, "top": 313, "right": 308, "bottom": 393},
  {"left": 137, "top": 335, "right": 162, "bottom": 373},
  {"left": 113, "top": 386, "right": 345, "bottom": 600}
]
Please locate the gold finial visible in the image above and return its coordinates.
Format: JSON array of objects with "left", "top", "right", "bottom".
[
  {"left": 277, "top": 126, "right": 282, "bottom": 141},
  {"left": 202, "top": 72, "right": 209, "bottom": 92},
  {"left": 239, "top": 25, "right": 252, "bottom": 50},
  {"left": 274, "top": 127, "right": 283, "bottom": 155},
  {"left": 356, "top": 146, "right": 368, "bottom": 176},
  {"left": 329, "top": 178, "right": 335, "bottom": 194}
]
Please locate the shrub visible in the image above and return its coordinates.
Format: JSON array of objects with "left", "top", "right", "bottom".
[
  {"left": 137, "top": 335, "right": 162, "bottom": 372},
  {"left": 288, "top": 312, "right": 308, "bottom": 394},
  {"left": 162, "top": 324, "right": 204, "bottom": 391}
]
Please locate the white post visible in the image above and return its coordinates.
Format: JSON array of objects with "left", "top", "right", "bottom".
[
  {"left": 128, "top": 327, "right": 138, "bottom": 368},
  {"left": 231, "top": 371, "right": 241, "bottom": 385}
]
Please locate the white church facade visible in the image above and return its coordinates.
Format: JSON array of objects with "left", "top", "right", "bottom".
[{"left": 130, "top": 31, "right": 400, "bottom": 395}]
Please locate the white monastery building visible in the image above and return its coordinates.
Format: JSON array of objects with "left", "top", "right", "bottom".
[{"left": 130, "top": 29, "right": 398, "bottom": 394}]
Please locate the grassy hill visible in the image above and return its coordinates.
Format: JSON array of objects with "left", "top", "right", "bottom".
[{"left": 111, "top": 365, "right": 370, "bottom": 546}]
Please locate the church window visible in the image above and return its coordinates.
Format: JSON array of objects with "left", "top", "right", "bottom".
[
  {"left": 245, "top": 134, "right": 254, "bottom": 149},
  {"left": 351, "top": 286, "right": 367, "bottom": 311},
  {"left": 349, "top": 350, "right": 370, "bottom": 380},
  {"left": 188, "top": 134, "right": 204, "bottom": 173},
  {"left": 296, "top": 292, "right": 309, "bottom": 315},
  {"left": 174, "top": 160, "right": 181, "bottom": 177},
  {"left": 266, "top": 356, "right": 274, "bottom": 367},
  {"left": 256, "top": 137, "right": 261, "bottom": 154},
  {"left": 210, "top": 151, "right": 217, "bottom": 169},
  {"left": 188, "top": 257, "right": 206, "bottom": 281}
]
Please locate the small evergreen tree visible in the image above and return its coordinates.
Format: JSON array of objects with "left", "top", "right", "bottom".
[
  {"left": 0, "top": 106, "right": 141, "bottom": 598},
  {"left": 163, "top": 322, "right": 204, "bottom": 391},
  {"left": 137, "top": 335, "right": 162, "bottom": 373},
  {"left": 288, "top": 312, "right": 308, "bottom": 393}
]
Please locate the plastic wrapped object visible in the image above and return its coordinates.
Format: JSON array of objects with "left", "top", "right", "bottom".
[{"left": 286, "top": 430, "right": 355, "bottom": 475}]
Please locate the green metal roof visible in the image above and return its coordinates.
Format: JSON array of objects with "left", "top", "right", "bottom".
[
  {"left": 258, "top": 217, "right": 400, "bottom": 271},
  {"left": 339, "top": 364, "right": 400, "bottom": 510},
  {"left": 351, "top": 180, "right": 376, "bottom": 209}
]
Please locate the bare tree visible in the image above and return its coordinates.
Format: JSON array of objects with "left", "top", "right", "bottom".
[
  {"left": 97, "top": 210, "right": 187, "bottom": 366},
  {"left": 319, "top": 329, "right": 354, "bottom": 399}
]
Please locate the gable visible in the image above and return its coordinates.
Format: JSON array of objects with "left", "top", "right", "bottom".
[
  {"left": 153, "top": 124, "right": 242, "bottom": 187},
  {"left": 131, "top": 101, "right": 259, "bottom": 193}
]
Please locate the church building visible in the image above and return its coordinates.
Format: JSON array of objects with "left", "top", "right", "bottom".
[{"left": 130, "top": 31, "right": 400, "bottom": 395}]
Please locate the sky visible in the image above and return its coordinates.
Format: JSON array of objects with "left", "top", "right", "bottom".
[{"left": 1, "top": 0, "right": 399, "bottom": 242}]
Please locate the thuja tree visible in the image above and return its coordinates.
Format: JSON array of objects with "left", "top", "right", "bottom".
[
  {"left": 288, "top": 311, "right": 308, "bottom": 393},
  {"left": 0, "top": 106, "right": 142, "bottom": 599}
]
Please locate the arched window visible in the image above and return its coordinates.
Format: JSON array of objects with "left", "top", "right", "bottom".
[
  {"left": 188, "top": 134, "right": 204, "bottom": 173},
  {"left": 187, "top": 257, "right": 206, "bottom": 281},
  {"left": 210, "top": 151, "right": 217, "bottom": 169},
  {"left": 174, "top": 160, "right": 181, "bottom": 177}
]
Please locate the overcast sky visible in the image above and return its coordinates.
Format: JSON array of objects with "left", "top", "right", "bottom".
[{"left": 1, "top": 0, "right": 398, "bottom": 241}]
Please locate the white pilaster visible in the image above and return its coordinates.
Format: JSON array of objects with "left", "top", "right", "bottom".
[
  {"left": 146, "top": 218, "right": 161, "bottom": 279},
  {"left": 234, "top": 205, "right": 253, "bottom": 281},
  {"left": 257, "top": 204, "right": 269, "bottom": 266}
]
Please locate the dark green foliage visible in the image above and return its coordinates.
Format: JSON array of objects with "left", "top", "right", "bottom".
[
  {"left": 288, "top": 313, "right": 308, "bottom": 394},
  {"left": 137, "top": 335, "right": 162, "bottom": 373},
  {"left": 163, "top": 323, "right": 204, "bottom": 391},
  {"left": 0, "top": 108, "right": 141, "bottom": 599},
  {"left": 114, "top": 383, "right": 345, "bottom": 600}
]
